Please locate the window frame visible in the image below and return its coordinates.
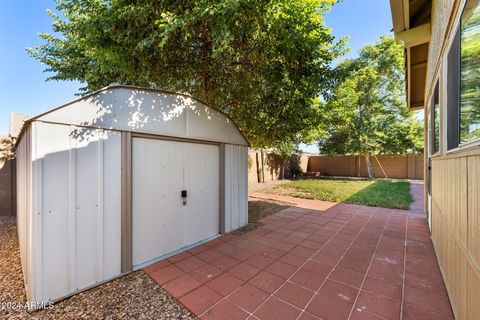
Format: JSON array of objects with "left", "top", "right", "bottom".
[
  {"left": 445, "top": 0, "right": 480, "bottom": 153},
  {"left": 446, "top": 27, "right": 461, "bottom": 151},
  {"left": 430, "top": 82, "right": 440, "bottom": 156}
]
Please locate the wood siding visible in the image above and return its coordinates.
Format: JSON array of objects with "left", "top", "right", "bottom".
[{"left": 431, "top": 152, "right": 480, "bottom": 319}]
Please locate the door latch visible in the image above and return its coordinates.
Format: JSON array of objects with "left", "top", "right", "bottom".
[{"left": 181, "top": 190, "right": 187, "bottom": 205}]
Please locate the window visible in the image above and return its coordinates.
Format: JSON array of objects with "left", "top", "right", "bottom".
[
  {"left": 460, "top": 0, "right": 480, "bottom": 144},
  {"left": 447, "top": 29, "right": 460, "bottom": 150},
  {"left": 430, "top": 83, "right": 440, "bottom": 155}
]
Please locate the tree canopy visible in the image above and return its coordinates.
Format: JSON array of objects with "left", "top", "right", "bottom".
[
  {"left": 460, "top": 3, "right": 480, "bottom": 143},
  {"left": 318, "top": 36, "right": 423, "bottom": 177},
  {"left": 29, "top": 0, "right": 347, "bottom": 147}
]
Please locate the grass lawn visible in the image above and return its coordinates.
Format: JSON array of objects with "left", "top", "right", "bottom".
[{"left": 277, "top": 178, "right": 413, "bottom": 209}]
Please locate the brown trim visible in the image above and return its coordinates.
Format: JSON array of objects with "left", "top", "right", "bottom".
[
  {"left": 435, "top": 145, "right": 480, "bottom": 160},
  {"left": 25, "top": 120, "right": 248, "bottom": 148},
  {"left": 219, "top": 143, "right": 226, "bottom": 234},
  {"left": 121, "top": 131, "right": 132, "bottom": 273},
  {"left": 17, "top": 84, "right": 250, "bottom": 147},
  {"left": 131, "top": 132, "right": 221, "bottom": 146},
  {"left": 411, "top": 61, "right": 428, "bottom": 69}
]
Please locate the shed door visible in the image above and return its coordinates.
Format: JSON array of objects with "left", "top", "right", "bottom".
[{"left": 132, "top": 138, "right": 220, "bottom": 268}]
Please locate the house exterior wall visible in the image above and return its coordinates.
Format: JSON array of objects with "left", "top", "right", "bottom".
[
  {"left": 422, "top": 1, "right": 480, "bottom": 318},
  {"left": 426, "top": 0, "right": 457, "bottom": 95}
]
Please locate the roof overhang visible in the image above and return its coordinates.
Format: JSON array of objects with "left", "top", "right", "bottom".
[{"left": 390, "top": 0, "right": 432, "bottom": 111}]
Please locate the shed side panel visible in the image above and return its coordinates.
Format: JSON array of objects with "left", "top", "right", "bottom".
[
  {"left": 16, "top": 124, "right": 32, "bottom": 300},
  {"left": 224, "top": 145, "right": 248, "bottom": 233},
  {"left": 36, "top": 122, "right": 71, "bottom": 300},
  {"left": 33, "top": 122, "right": 122, "bottom": 302},
  {"left": 103, "top": 132, "right": 122, "bottom": 279}
]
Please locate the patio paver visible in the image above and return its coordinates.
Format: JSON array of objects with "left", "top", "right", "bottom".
[{"left": 145, "top": 181, "right": 453, "bottom": 320}]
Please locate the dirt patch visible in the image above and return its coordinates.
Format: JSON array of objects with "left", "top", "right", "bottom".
[
  {"left": 0, "top": 216, "right": 196, "bottom": 320},
  {"left": 231, "top": 198, "right": 291, "bottom": 235},
  {"left": 248, "top": 180, "right": 292, "bottom": 193}
]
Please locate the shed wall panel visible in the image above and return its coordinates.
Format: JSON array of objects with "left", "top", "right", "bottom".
[
  {"left": 103, "top": 133, "right": 122, "bottom": 279},
  {"left": 31, "top": 122, "right": 121, "bottom": 302},
  {"left": 74, "top": 130, "right": 100, "bottom": 289},
  {"left": 16, "top": 124, "right": 32, "bottom": 300},
  {"left": 36, "top": 123, "right": 71, "bottom": 299},
  {"left": 224, "top": 145, "right": 248, "bottom": 233}
]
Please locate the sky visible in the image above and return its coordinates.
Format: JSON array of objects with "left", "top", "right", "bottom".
[{"left": 0, "top": 0, "right": 393, "bottom": 144}]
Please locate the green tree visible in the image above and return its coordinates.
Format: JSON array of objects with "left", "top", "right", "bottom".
[
  {"left": 271, "top": 141, "right": 298, "bottom": 179},
  {"left": 460, "top": 4, "right": 480, "bottom": 142},
  {"left": 319, "top": 36, "right": 423, "bottom": 178},
  {"left": 29, "top": 0, "right": 346, "bottom": 147}
]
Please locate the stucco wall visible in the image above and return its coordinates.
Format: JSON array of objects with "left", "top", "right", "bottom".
[{"left": 426, "top": 0, "right": 457, "bottom": 99}]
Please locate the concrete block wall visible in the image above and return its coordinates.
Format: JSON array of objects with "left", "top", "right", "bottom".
[
  {"left": 307, "top": 154, "right": 424, "bottom": 180},
  {"left": 248, "top": 152, "right": 424, "bottom": 183},
  {"left": 248, "top": 151, "right": 309, "bottom": 183},
  {"left": 0, "top": 159, "right": 16, "bottom": 216}
]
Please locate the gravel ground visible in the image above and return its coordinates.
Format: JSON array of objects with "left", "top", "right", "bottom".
[
  {"left": 231, "top": 198, "right": 291, "bottom": 235},
  {"left": 0, "top": 216, "right": 196, "bottom": 320}
]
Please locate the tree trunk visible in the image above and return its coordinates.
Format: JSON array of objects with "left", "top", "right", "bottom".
[
  {"left": 365, "top": 151, "right": 376, "bottom": 179},
  {"left": 255, "top": 152, "right": 261, "bottom": 183},
  {"left": 260, "top": 149, "right": 265, "bottom": 183}
]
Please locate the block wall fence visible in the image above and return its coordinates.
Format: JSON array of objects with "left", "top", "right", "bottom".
[
  {"left": 248, "top": 152, "right": 423, "bottom": 183},
  {"left": 0, "top": 159, "right": 15, "bottom": 216}
]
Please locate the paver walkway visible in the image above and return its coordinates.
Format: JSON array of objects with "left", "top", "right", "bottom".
[{"left": 145, "top": 181, "right": 453, "bottom": 320}]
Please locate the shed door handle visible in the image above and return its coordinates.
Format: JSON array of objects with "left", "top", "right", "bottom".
[{"left": 181, "top": 190, "right": 187, "bottom": 205}]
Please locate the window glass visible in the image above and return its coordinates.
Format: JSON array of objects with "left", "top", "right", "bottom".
[
  {"left": 431, "top": 83, "right": 440, "bottom": 154},
  {"left": 434, "top": 102, "right": 440, "bottom": 153},
  {"left": 460, "top": 0, "right": 480, "bottom": 143}
]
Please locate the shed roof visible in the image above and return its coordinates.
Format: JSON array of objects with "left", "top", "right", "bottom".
[{"left": 17, "top": 85, "right": 250, "bottom": 147}]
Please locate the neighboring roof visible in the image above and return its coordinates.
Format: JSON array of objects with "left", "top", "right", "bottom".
[{"left": 16, "top": 84, "right": 250, "bottom": 147}]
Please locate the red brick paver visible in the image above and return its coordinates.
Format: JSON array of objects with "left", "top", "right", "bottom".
[{"left": 146, "top": 181, "right": 453, "bottom": 320}]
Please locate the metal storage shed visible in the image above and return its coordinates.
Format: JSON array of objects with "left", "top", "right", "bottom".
[{"left": 15, "top": 85, "right": 249, "bottom": 304}]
